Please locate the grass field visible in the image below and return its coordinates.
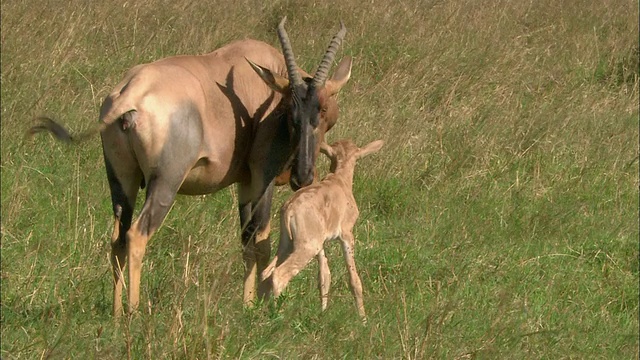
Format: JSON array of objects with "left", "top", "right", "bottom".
[{"left": 2, "top": 0, "right": 638, "bottom": 358}]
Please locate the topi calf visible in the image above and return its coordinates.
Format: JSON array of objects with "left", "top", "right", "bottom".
[{"left": 262, "top": 139, "right": 384, "bottom": 319}]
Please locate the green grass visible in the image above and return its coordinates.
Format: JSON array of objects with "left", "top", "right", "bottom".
[{"left": 2, "top": 0, "right": 638, "bottom": 358}]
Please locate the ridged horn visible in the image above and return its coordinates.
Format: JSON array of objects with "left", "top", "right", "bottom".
[
  {"left": 311, "top": 21, "right": 347, "bottom": 88},
  {"left": 277, "top": 17, "right": 304, "bottom": 87}
]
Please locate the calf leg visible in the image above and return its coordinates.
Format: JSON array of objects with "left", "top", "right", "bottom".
[
  {"left": 262, "top": 215, "right": 295, "bottom": 298},
  {"left": 271, "top": 240, "right": 322, "bottom": 297},
  {"left": 317, "top": 249, "right": 331, "bottom": 311},
  {"left": 340, "top": 231, "right": 366, "bottom": 319}
]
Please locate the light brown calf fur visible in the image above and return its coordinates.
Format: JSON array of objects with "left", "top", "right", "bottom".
[{"left": 262, "top": 139, "right": 384, "bottom": 319}]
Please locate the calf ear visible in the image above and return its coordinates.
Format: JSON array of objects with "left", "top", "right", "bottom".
[
  {"left": 320, "top": 142, "right": 337, "bottom": 159},
  {"left": 319, "top": 142, "right": 334, "bottom": 156},
  {"left": 320, "top": 142, "right": 339, "bottom": 171},
  {"left": 357, "top": 140, "right": 384, "bottom": 159},
  {"left": 325, "top": 56, "right": 352, "bottom": 96},
  {"left": 246, "top": 58, "right": 290, "bottom": 93}
]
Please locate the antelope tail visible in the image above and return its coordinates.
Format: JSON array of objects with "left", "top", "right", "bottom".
[
  {"left": 28, "top": 79, "right": 138, "bottom": 144},
  {"left": 27, "top": 116, "right": 109, "bottom": 144}
]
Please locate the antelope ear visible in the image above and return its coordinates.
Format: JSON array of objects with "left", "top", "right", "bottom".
[
  {"left": 357, "top": 140, "right": 384, "bottom": 159},
  {"left": 246, "top": 58, "right": 290, "bottom": 93},
  {"left": 325, "top": 56, "right": 352, "bottom": 96}
]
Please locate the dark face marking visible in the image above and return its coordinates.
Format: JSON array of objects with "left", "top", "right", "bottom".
[{"left": 289, "top": 83, "right": 322, "bottom": 191}]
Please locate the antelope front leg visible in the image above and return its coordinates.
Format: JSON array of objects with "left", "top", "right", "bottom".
[
  {"left": 255, "top": 223, "right": 272, "bottom": 299},
  {"left": 239, "top": 201, "right": 259, "bottom": 306},
  {"left": 241, "top": 222, "right": 272, "bottom": 305},
  {"left": 239, "top": 183, "right": 274, "bottom": 306}
]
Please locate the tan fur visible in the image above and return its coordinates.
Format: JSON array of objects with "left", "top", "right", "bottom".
[
  {"left": 30, "top": 23, "right": 353, "bottom": 317},
  {"left": 102, "top": 41, "right": 283, "bottom": 193},
  {"left": 103, "top": 40, "right": 350, "bottom": 314},
  {"left": 263, "top": 139, "right": 384, "bottom": 320}
]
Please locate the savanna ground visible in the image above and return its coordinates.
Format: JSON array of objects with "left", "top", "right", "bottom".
[{"left": 1, "top": 0, "right": 638, "bottom": 358}]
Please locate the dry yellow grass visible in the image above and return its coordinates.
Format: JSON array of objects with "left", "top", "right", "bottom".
[{"left": 2, "top": 0, "right": 637, "bottom": 358}]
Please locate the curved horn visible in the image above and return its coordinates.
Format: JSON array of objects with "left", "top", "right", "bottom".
[
  {"left": 277, "top": 17, "right": 304, "bottom": 87},
  {"left": 312, "top": 21, "right": 347, "bottom": 88}
]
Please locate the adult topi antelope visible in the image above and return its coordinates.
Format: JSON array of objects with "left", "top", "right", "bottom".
[
  {"left": 262, "top": 139, "right": 384, "bottom": 320},
  {"left": 28, "top": 17, "right": 352, "bottom": 316}
]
